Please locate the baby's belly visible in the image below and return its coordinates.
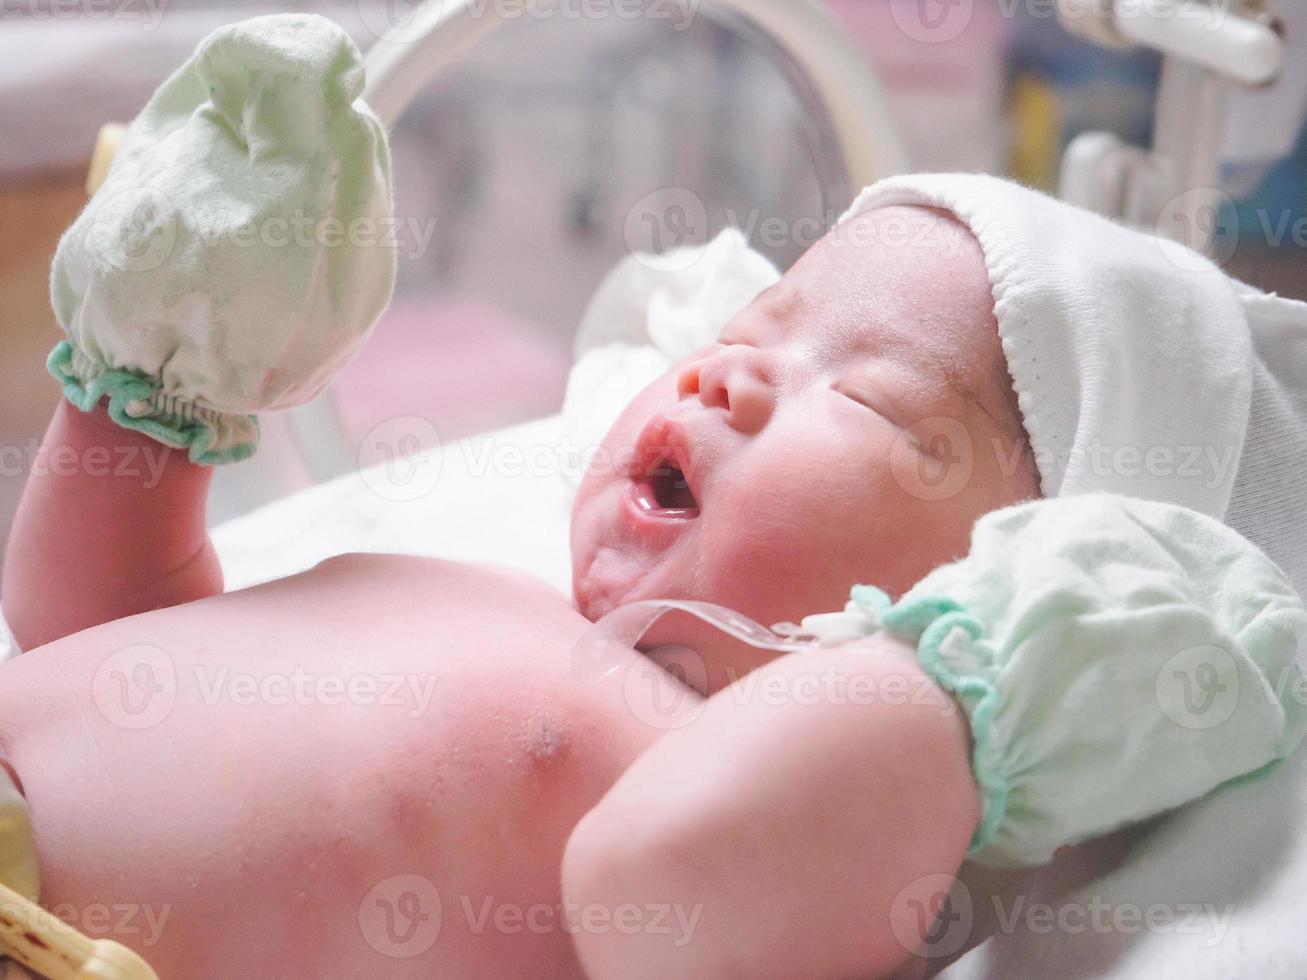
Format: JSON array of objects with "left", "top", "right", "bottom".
[{"left": 0, "top": 554, "right": 693, "bottom": 977}]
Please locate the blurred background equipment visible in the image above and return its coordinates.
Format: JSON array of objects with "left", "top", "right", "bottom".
[{"left": 0, "top": 0, "right": 1304, "bottom": 551}]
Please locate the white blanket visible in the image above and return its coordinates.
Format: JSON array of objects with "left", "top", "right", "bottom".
[{"left": 215, "top": 414, "right": 576, "bottom": 596}]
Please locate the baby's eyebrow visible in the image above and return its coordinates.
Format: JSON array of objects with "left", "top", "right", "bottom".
[
  {"left": 754, "top": 280, "right": 804, "bottom": 331},
  {"left": 942, "top": 358, "right": 1024, "bottom": 440},
  {"left": 721, "top": 300, "right": 795, "bottom": 348}
]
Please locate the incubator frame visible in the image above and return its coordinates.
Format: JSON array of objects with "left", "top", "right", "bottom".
[{"left": 285, "top": 0, "right": 1288, "bottom": 476}]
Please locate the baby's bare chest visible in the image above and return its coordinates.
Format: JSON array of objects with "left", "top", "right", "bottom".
[{"left": 0, "top": 555, "right": 659, "bottom": 976}]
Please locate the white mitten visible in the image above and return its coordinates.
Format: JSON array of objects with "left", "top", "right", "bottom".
[{"left": 49, "top": 13, "right": 395, "bottom": 463}]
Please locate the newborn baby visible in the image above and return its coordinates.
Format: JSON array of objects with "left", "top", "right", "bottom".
[
  {"left": 0, "top": 200, "right": 1029, "bottom": 979},
  {"left": 4, "top": 15, "right": 1307, "bottom": 980}
]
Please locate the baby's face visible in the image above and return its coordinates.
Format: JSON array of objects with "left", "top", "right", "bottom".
[{"left": 570, "top": 205, "right": 1039, "bottom": 629}]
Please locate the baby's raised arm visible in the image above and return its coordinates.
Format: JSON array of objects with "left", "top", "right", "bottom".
[
  {"left": 3, "top": 14, "right": 394, "bottom": 651},
  {"left": 2, "top": 400, "right": 220, "bottom": 651}
]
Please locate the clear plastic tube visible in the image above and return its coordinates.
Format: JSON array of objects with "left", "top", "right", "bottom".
[{"left": 578, "top": 589, "right": 889, "bottom": 669}]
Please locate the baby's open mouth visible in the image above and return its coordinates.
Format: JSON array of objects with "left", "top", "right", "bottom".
[
  {"left": 628, "top": 416, "right": 702, "bottom": 521},
  {"left": 635, "top": 460, "right": 699, "bottom": 518}
]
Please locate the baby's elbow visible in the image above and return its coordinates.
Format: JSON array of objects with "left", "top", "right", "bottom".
[{"left": 1, "top": 587, "right": 57, "bottom": 654}]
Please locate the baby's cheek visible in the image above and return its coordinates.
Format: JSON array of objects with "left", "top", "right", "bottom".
[
  {"left": 693, "top": 512, "right": 836, "bottom": 626},
  {"left": 699, "top": 460, "right": 944, "bottom": 621}
]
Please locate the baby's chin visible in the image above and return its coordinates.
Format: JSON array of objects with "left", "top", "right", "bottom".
[
  {"left": 570, "top": 542, "right": 641, "bottom": 621},
  {"left": 569, "top": 472, "right": 704, "bottom": 622},
  {"left": 569, "top": 525, "right": 699, "bottom": 623},
  {"left": 569, "top": 501, "right": 665, "bottom": 621}
]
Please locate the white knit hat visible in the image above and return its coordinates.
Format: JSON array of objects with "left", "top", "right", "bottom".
[{"left": 841, "top": 173, "right": 1307, "bottom": 593}]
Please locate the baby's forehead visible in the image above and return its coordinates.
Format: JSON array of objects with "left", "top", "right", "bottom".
[
  {"left": 747, "top": 205, "right": 1019, "bottom": 431},
  {"left": 762, "top": 205, "right": 997, "bottom": 368}
]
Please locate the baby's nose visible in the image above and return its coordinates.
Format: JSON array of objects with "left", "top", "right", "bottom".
[{"left": 677, "top": 345, "right": 775, "bottom": 433}]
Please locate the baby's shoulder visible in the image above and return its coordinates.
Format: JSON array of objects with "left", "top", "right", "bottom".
[{"left": 306, "top": 551, "right": 573, "bottom": 611}]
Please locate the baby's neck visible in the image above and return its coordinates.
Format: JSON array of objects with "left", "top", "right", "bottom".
[{"left": 635, "top": 609, "right": 789, "bottom": 698}]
